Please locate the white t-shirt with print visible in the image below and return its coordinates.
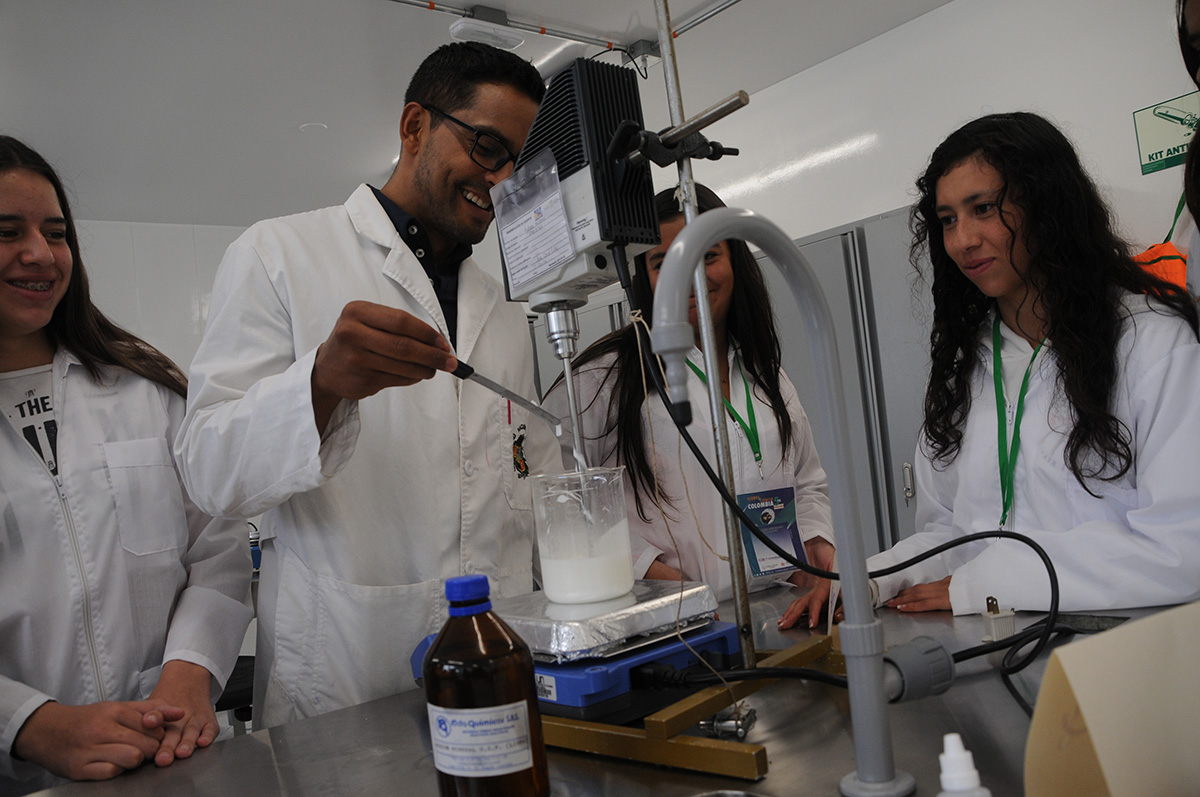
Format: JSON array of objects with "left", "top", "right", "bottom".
[{"left": 0, "top": 364, "right": 58, "bottom": 474}]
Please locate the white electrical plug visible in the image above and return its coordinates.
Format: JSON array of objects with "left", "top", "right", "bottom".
[{"left": 981, "top": 596, "right": 1015, "bottom": 669}]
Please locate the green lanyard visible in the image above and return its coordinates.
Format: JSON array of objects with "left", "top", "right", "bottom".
[
  {"left": 685, "top": 356, "right": 762, "bottom": 464},
  {"left": 993, "top": 316, "right": 1044, "bottom": 529}
]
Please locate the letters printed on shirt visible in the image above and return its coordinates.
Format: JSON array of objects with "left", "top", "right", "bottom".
[{"left": 0, "top": 365, "right": 58, "bottom": 475}]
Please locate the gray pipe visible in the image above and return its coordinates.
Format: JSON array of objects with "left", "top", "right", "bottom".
[{"left": 649, "top": 207, "right": 914, "bottom": 796}]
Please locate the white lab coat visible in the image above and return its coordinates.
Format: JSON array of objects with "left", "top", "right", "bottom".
[
  {"left": 1, "top": 351, "right": 252, "bottom": 790},
  {"left": 176, "top": 185, "right": 558, "bottom": 728},
  {"left": 544, "top": 344, "right": 834, "bottom": 602},
  {"left": 869, "top": 296, "right": 1200, "bottom": 615}
]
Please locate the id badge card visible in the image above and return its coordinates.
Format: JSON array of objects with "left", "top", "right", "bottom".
[{"left": 738, "top": 486, "right": 807, "bottom": 577}]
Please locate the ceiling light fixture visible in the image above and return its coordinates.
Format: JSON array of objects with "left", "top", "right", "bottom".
[
  {"left": 449, "top": 6, "right": 524, "bottom": 50},
  {"left": 390, "top": 0, "right": 607, "bottom": 50},
  {"left": 387, "top": 0, "right": 743, "bottom": 54}
]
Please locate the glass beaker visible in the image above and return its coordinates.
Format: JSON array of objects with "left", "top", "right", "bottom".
[{"left": 532, "top": 467, "right": 634, "bottom": 604}]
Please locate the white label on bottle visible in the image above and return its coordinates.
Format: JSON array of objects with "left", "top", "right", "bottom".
[
  {"left": 426, "top": 700, "right": 533, "bottom": 777},
  {"left": 534, "top": 673, "right": 557, "bottom": 702}
]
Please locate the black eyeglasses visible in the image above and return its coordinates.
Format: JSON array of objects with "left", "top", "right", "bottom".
[{"left": 423, "top": 105, "right": 518, "bottom": 173}]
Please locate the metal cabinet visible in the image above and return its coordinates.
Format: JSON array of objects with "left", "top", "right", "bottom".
[
  {"left": 858, "top": 208, "right": 933, "bottom": 544},
  {"left": 762, "top": 207, "right": 931, "bottom": 554}
]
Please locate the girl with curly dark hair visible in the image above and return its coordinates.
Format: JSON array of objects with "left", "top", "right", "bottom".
[
  {"left": 864, "top": 110, "right": 1200, "bottom": 614},
  {"left": 864, "top": 112, "right": 1200, "bottom": 615}
]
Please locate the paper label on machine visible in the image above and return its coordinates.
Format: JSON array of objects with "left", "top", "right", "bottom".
[
  {"left": 492, "top": 148, "right": 575, "bottom": 293},
  {"left": 427, "top": 700, "right": 533, "bottom": 777},
  {"left": 738, "top": 487, "right": 805, "bottom": 577}
]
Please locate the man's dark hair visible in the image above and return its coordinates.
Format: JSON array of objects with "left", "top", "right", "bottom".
[{"left": 404, "top": 42, "right": 545, "bottom": 115}]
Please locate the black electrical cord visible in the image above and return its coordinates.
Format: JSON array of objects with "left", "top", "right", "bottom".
[
  {"left": 1000, "top": 668, "right": 1034, "bottom": 717},
  {"left": 997, "top": 623, "right": 1075, "bottom": 716},
  {"left": 688, "top": 666, "right": 848, "bottom": 689},
  {"left": 606, "top": 241, "right": 1062, "bottom": 677},
  {"left": 1000, "top": 628, "right": 1047, "bottom": 716},
  {"left": 631, "top": 662, "right": 848, "bottom": 690},
  {"left": 993, "top": 617, "right": 1108, "bottom": 717},
  {"left": 586, "top": 46, "right": 649, "bottom": 80}
]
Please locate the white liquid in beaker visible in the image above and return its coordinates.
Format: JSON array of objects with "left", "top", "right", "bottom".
[{"left": 540, "top": 519, "right": 634, "bottom": 604}]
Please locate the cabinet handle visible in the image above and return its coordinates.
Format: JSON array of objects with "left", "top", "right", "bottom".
[{"left": 902, "top": 462, "right": 915, "bottom": 507}]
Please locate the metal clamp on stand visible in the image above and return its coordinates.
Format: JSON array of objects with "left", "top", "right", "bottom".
[{"left": 608, "top": 91, "right": 747, "bottom": 169}]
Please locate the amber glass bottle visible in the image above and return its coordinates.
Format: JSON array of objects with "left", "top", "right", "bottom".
[{"left": 423, "top": 575, "right": 550, "bottom": 796}]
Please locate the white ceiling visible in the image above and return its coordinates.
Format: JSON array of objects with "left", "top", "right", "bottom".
[{"left": 0, "top": 0, "right": 952, "bottom": 227}]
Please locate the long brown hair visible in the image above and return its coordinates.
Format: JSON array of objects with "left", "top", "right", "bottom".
[
  {"left": 553, "top": 184, "right": 793, "bottom": 520},
  {"left": 0, "top": 135, "right": 187, "bottom": 397}
]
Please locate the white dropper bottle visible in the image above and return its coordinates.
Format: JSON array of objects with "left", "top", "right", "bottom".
[{"left": 935, "top": 733, "right": 992, "bottom": 797}]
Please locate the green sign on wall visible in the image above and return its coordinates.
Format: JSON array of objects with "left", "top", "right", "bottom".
[{"left": 1134, "top": 91, "right": 1200, "bottom": 175}]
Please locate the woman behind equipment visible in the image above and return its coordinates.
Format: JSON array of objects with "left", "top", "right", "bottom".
[
  {"left": 0, "top": 136, "right": 252, "bottom": 791},
  {"left": 866, "top": 112, "right": 1200, "bottom": 615},
  {"left": 544, "top": 184, "right": 836, "bottom": 629}
]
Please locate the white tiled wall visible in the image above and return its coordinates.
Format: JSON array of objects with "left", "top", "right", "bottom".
[{"left": 75, "top": 220, "right": 244, "bottom": 371}]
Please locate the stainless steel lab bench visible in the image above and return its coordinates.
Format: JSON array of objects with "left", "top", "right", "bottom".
[{"left": 36, "top": 588, "right": 1127, "bottom": 796}]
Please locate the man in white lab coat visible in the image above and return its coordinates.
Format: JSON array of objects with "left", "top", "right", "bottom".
[{"left": 176, "top": 43, "right": 558, "bottom": 728}]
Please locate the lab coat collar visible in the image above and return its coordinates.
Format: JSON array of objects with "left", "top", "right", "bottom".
[
  {"left": 343, "top": 184, "right": 500, "bottom": 358},
  {"left": 344, "top": 184, "right": 452, "bottom": 345},
  {"left": 978, "top": 308, "right": 1047, "bottom": 373},
  {"left": 345, "top": 184, "right": 401, "bottom": 251},
  {"left": 367, "top": 185, "right": 471, "bottom": 273},
  {"left": 686, "top": 337, "right": 743, "bottom": 369},
  {"left": 51, "top": 347, "right": 84, "bottom": 376}
]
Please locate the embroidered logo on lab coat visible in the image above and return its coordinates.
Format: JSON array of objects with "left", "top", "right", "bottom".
[{"left": 512, "top": 424, "right": 529, "bottom": 479}]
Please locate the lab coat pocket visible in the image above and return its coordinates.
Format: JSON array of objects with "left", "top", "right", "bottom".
[
  {"left": 104, "top": 437, "right": 189, "bottom": 555},
  {"left": 491, "top": 561, "right": 535, "bottom": 599},
  {"left": 1065, "top": 476, "right": 1138, "bottom": 527},
  {"left": 271, "top": 552, "right": 443, "bottom": 718}
]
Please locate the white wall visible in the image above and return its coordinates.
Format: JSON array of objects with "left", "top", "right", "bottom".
[
  {"left": 685, "top": 0, "right": 1195, "bottom": 249},
  {"left": 75, "top": 0, "right": 1196, "bottom": 370},
  {"left": 75, "top": 220, "right": 243, "bottom": 370}
]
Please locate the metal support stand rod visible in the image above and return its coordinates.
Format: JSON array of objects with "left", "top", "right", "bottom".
[
  {"left": 545, "top": 305, "right": 588, "bottom": 470},
  {"left": 659, "top": 91, "right": 749, "bottom": 146},
  {"left": 561, "top": 356, "right": 587, "bottom": 469},
  {"left": 654, "top": 0, "right": 756, "bottom": 670}
]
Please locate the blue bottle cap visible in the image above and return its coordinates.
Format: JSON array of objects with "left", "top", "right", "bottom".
[{"left": 445, "top": 574, "right": 490, "bottom": 603}]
